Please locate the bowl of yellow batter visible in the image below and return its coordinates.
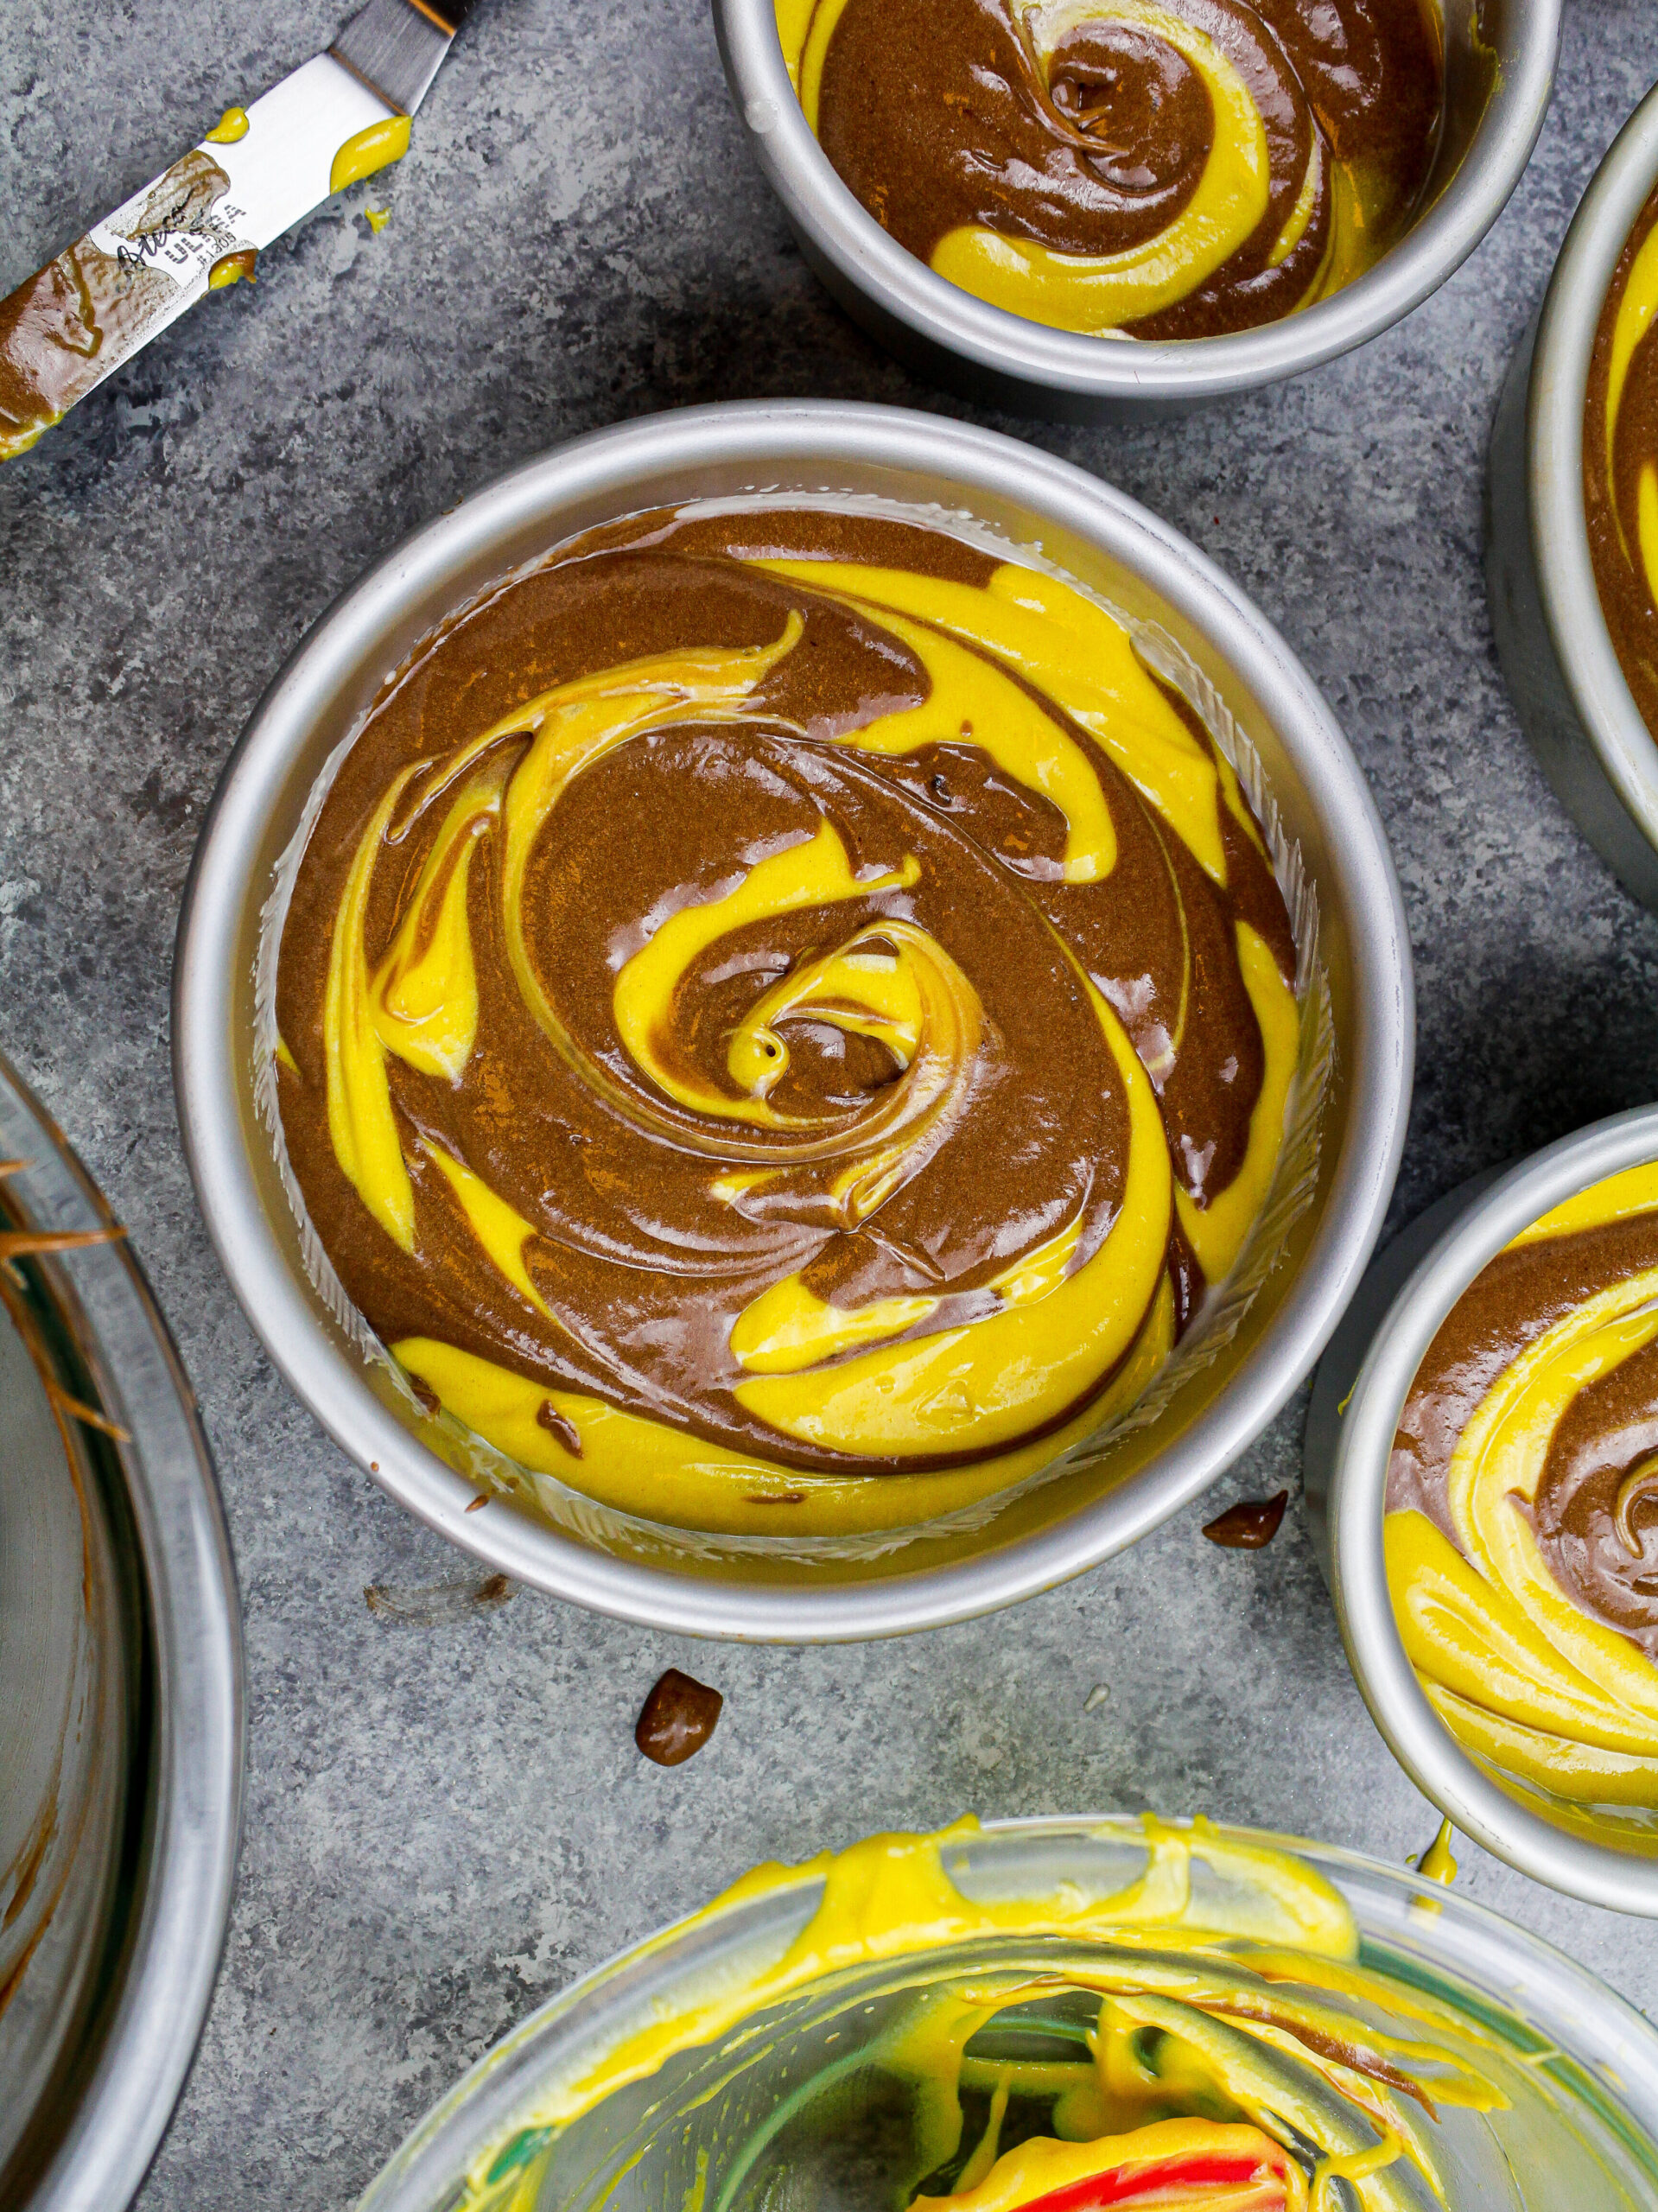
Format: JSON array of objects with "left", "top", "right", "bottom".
[
  {"left": 175, "top": 400, "right": 1410, "bottom": 1635},
  {"left": 356, "top": 1815, "right": 1658, "bottom": 2212},
  {"left": 1309, "top": 1104, "right": 1658, "bottom": 1915},
  {"left": 714, "top": 0, "right": 1559, "bottom": 416},
  {"left": 1487, "top": 81, "right": 1658, "bottom": 914}
]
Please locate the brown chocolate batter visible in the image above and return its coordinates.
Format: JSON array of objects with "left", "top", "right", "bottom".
[
  {"left": 274, "top": 503, "right": 1297, "bottom": 1484},
  {"left": 636, "top": 1669, "right": 724, "bottom": 1764},
  {"left": 1202, "top": 1488, "right": 1287, "bottom": 1547},
  {"left": 1388, "top": 1209, "right": 1658, "bottom": 1657},
  {"left": 801, "top": 0, "right": 1442, "bottom": 338},
  {"left": 1585, "top": 182, "right": 1658, "bottom": 740}
]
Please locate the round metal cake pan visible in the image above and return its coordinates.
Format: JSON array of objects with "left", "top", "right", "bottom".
[
  {"left": 175, "top": 397, "right": 1412, "bottom": 1641},
  {"left": 0, "top": 1052, "right": 243, "bottom": 2210},
  {"left": 1305, "top": 1103, "right": 1658, "bottom": 1916},
  {"left": 359, "top": 1814, "right": 1658, "bottom": 2212},
  {"left": 712, "top": 0, "right": 1560, "bottom": 419},
  {"left": 1486, "top": 82, "right": 1658, "bottom": 912}
]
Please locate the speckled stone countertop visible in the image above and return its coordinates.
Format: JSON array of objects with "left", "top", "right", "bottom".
[{"left": 3, "top": 3, "right": 1658, "bottom": 2204}]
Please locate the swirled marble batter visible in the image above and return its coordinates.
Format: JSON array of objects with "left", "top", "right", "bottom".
[
  {"left": 452, "top": 1820, "right": 1504, "bottom": 2212},
  {"left": 778, "top": 0, "right": 1443, "bottom": 338},
  {"left": 1387, "top": 1162, "right": 1658, "bottom": 1825},
  {"left": 1585, "top": 182, "right": 1658, "bottom": 738},
  {"left": 274, "top": 502, "right": 1302, "bottom": 1531}
]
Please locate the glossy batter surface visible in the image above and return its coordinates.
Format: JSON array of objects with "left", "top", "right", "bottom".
[
  {"left": 454, "top": 1820, "right": 1503, "bottom": 2212},
  {"left": 1387, "top": 1162, "right": 1658, "bottom": 1826},
  {"left": 778, "top": 0, "right": 1443, "bottom": 339},
  {"left": 274, "top": 502, "right": 1302, "bottom": 1531},
  {"left": 1585, "top": 182, "right": 1658, "bottom": 739}
]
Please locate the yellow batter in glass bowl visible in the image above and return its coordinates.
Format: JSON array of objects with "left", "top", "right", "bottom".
[{"left": 357, "top": 1817, "right": 1658, "bottom": 2212}]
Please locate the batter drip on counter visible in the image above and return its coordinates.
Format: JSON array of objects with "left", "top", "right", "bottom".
[
  {"left": 1586, "top": 182, "right": 1658, "bottom": 738},
  {"left": 778, "top": 0, "right": 1443, "bottom": 338},
  {"left": 1387, "top": 1161, "right": 1658, "bottom": 1829},
  {"left": 273, "top": 500, "right": 1305, "bottom": 1532}
]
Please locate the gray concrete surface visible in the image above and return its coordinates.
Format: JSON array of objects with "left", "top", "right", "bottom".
[{"left": 3, "top": 2, "right": 1657, "bottom": 2203}]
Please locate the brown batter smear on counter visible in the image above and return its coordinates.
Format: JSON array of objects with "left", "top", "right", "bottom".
[
  {"left": 273, "top": 500, "right": 1304, "bottom": 1528},
  {"left": 785, "top": 0, "right": 1442, "bottom": 338},
  {"left": 1202, "top": 1487, "right": 1287, "bottom": 1547},
  {"left": 636, "top": 1669, "right": 725, "bottom": 1764},
  {"left": 1585, "top": 182, "right": 1658, "bottom": 739}
]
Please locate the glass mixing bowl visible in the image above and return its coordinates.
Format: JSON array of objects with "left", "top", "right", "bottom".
[{"left": 357, "top": 1816, "right": 1658, "bottom": 2212}]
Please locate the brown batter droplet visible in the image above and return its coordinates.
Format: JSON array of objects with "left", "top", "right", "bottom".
[
  {"left": 536, "top": 1399, "right": 583, "bottom": 1458},
  {"left": 636, "top": 1668, "right": 724, "bottom": 1766},
  {"left": 1202, "top": 1490, "right": 1288, "bottom": 1548}
]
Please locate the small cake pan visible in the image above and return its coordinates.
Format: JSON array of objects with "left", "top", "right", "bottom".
[
  {"left": 1305, "top": 1103, "right": 1658, "bottom": 1916},
  {"left": 1486, "top": 83, "right": 1658, "bottom": 912},
  {"left": 358, "top": 1815, "right": 1658, "bottom": 2212},
  {"left": 0, "top": 1051, "right": 242, "bottom": 2211},
  {"left": 712, "top": 0, "right": 1560, "bottom": 419},
  {"left": 175, "top": 399, "right": 1412, "bottom": 1640}
]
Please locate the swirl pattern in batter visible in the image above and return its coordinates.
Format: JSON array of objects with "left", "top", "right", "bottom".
[
  {"left": 273, "top": 502, "right": 1303, "bottom": 1533},
  {"left": 778, "top": 0, "right": 1443, "bottom": 339},
  {"left": 1387, "top": 1162, "right": 1658, "bottom": 1827},
  {"left": 1586, "top": 182, "right": 1658, "bottom": 738}
]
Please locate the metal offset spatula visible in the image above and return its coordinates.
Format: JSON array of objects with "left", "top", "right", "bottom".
[{"left": 0, "top": 0, "right": 473, "bottom": 464}]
